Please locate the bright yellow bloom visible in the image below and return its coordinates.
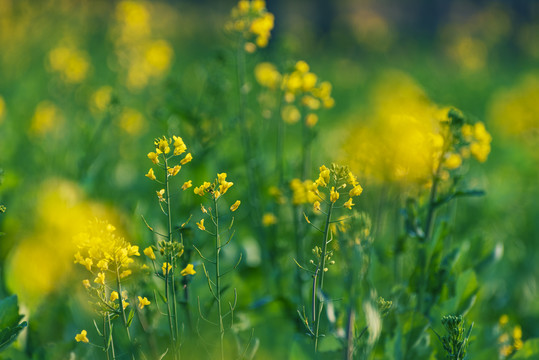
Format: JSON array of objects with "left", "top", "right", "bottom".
[
  {"left": 147, "top": 152, "right": 159, "bottom": 164},
  {"left": 349, "top": 185, "right": 363, "bottom": 197},
  {"left": 168, "top": 165, "right": 181, "bottom": 176},
  {"left": 82, "top": 279, "right": 90, "bottom": 288},
  {"left": 162, "top": 262, "right": 172, "bottom": 276},
  {"left": 122, "top": 300, "right": 129, "bottom": 309},
  {"left": 219, "top": 181, "right": 234, "bottom": 195},
  {"left": 75, "top": 330, "right": 89, "bottom": 343},
  {"left": 173, "top": 135, "right": 187, "bottom": 155},
  {"left": 252, "top": 0, "right": 265, "bottom": 12},
  {"left": 343, "top": 198, "right": 354, "bottom": 210},
  {"left": 94, "top": 272, "right": 105, "bottom": 285},
  {"left": 302, "top": 73, "right": 318, "bottom": 91},
  {"left": 138, "top": 296, "right": 151, "bottom": 309},
  {"left": 330, "top": 187, "right": 339, "bottom": 203},
  {"left": 444, "top": 153, "right": 462, "bottom": 170},
  {"left": 144, "top": 247, "right": 156, "bottom": 260},
  {"left": 305, "top": 113, "right": 318, "bottom": 128},
  {"left": 499, "top": 314, "right": 509, "bottom": 326},
  {"left": 180, "top": 264, "right": 196, "bottom": 276},
  {"left": 281, "top": 105, "right": 301, "bottom": 124},
  {"left": 513, "top": 326, "right": 522, "bottom": 340},
  {"left": 182, "top": 180, "right": 192, "bottom": 190},
  {"left": 120, "top": 270, "right": 132, "bottom": 279},
  {"left": 230, "top": 200, "right": 241, "bottom": 212},
  {"left": 145, "top": 168, "right": 156, "bottom": 180},
  {"left": 155, "top": 137, "right": 170, "bottom": 154},
  {"left": 255, "top": 62, "right": 281, "bottom": 89},
  {"left": 110, "top": 291, "right": 119, "bottom": 302},
  {"left": 295, "top": 60, "right": 309, "bottom": 73},
  {"left": 196, "top": 219, "right": 205, "bottom": 231},
  {"left": 96, "top": 259, "right": 109, "bottom": 271},
  {"left": 180, "top": 153, "right": 193, "bottom": 165},
  {"left": 313, "top": 201, "right": 321, "bottom": 211},
  {"left": 194, "top": 186, "right": 205, "bottom": 196}
]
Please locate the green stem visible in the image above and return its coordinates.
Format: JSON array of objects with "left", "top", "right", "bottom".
[
  {"left": 103, "top": 315, "right": 111, "bottom": 360},
  {"left": 107, "top": 313, "right": 116, "bottom": 360},
  {"left": 163, "top": 156, "right": 180, "bottom": 360},
  {"left": 314, "top": 202, "right": 334, "bottom": 352},
  {"left": 115, "top": 269, "right": 135, "bottom": 360},
  {"left": 214, "top": 196, "right": 225, "bottom": 360}
]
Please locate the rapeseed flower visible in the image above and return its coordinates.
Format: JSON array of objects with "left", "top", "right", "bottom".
[
  {"left": 180, "top": 264, "right": 196, "bottom": 276},
  {"left": 230, "top": 200, "right": 241, "bottom": 212},
  {"left": 75, "top": 330, "right": 89, "bottom": 343},
  {"left": 138, "top": 296, "right": 151, "bottom": 309}
]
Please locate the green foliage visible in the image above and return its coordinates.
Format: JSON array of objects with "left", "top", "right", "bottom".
[{"left": 0, "top": 296, "right": 27, "bottom": 352}]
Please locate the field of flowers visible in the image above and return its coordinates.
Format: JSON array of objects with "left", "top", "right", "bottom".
[{"left": 0, "top": 0, "right": 538, "bottom": 359}]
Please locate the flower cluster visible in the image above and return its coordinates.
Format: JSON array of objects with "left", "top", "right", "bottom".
[
  {"left": 289, "top": 179, "right": 318, "bottom": 206},
  {"left": 309, "top": 164, "right": 363, "bottom": 211},
  {"left": 497, "top": 315, "right": 523, "bottom": 358},
  {"left": 74, "top": 220, "right": 140, "bottom": 282},
  {"left": 255, "top": 60, "right": 335, "bottom": 127},
  {"left": 193, "top": 173, "right": 234, "bottom": 200},
  {"left": 225, "top": 0, "right": 274, "bottom": 51}
]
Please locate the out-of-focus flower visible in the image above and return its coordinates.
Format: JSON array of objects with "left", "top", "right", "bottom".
[
  {"left": 48, "top": 45, "right": 90, "bottom": 83},
  {"left": 180, "top": 264, "right": 196, "bottom": 276},
  {"left": 138, "top": 296, "right": 151, "bottom": 309},
  {"left": 75, "top": 330, "right": 89, "bottom": 343},
  {"left": 29, "top": 101, "right": 63, "bottom": 136}
]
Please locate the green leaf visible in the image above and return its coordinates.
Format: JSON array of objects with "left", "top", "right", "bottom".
[
  {"left": 455, "top": 270, "right": 478, "bottom": 316},
  {"left": 317, "top": 335, "right": 342, "bottom": 352},
  {"left": 512, "top": 339, "right": 539, "bottom": 359},
  {"left": 126, "top": 309, "right": 135, "bottom": 328},
  {"left": 0, "top": 295, "right": 27, "bottom": 352}
]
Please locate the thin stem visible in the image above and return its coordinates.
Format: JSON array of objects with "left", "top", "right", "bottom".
[
  {"left": 314, "top": 202, "right": 334, "bottom": 352},
  {"left": 103, "top": 315, "right": 111, "bottom": 360},
  {"left": 214, "top": 196, "right": 225, "bottom": 360},
  {"left": 107, "top": 313, "right": 116, "bottom": 360},
  {"left": 115, "top": 269, "right": 135, "bottom": 360}
]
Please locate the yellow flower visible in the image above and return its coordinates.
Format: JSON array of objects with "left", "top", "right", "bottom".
[
  {"left": 180, "top": 153, "right": 193, "bottom": 165},
  {"left": 143, "top": 247, "right": 156, "bottom": 260},
  {"left": 349, "top": 185, "right": 363, "bottom": 197},
  {"left": 444, "top": 153, "right": 462, "bottom": 170},
  {"left": 182, "top": 180, "right": 192, "bottom": 190},
  {"left": 168, "top": 165, "right": 181, "bottom": 176},
  {"left": 302, "top": 73, "right": 318, "bottom": 91},
  {"left": 94, "top": 272, "right": 105, "bottom": 285},
  {"left": 196, "top": 219, "right": 205, "bottom": 231},
  {"left": 155, "top": 137, "right": 170, "bottom": 154},
  {"left": 110, "top": 291, "right": 119, "bottom": 302},
  {"left": 173, "top": 135, "right": 187, "bottom": 155},
  {"left": 254, "top": 62, "right": 281, "bottom": 89},
  {"left": 513, "top": 326, "right": 522, "bottom": 340},
  {"left": 194, "top": 186, "right": 205, "bottom": 196},
  {"left": 281, "top": 105, "right": 301, "bottom": 124},
  {"left": 230, "top": 200, "right": 241, "bottom": 212},
  {"left": 262, "top": 213, "right": 277, "bottom": 226},
  {"left": 122, "top": 300, "right": 129, "bottom": 309},
  {"left": 295, "top": 60, "right": 309, "bottom": 73},
  {"left": 147, "top": 152, "right": 159, "bottom": 164},
  {"left": 313, "top": 201, "right": 321, "bottom": 211},
  {"left": 499, "top": 314, "right": 509, "bottom": 326},
  {"left": 305, "top": 113, "right": 318, "bottom": 128},
  {"left": 82, "top": 279, "right": 90, "bottom": 289},
  {"left": 120, "top": 270, "right": 132, "bottom": 279},
  {"left": 180, "top": 264, "right": 196, "bottom": 276},
  {"left": 157, "top": 189, "right": 165, "bottom": 202},
  {"left": 138, "top": 296, "right": 151, "bottom": 309},
  {"left": 162, "top": 262, "right": 172, "bottom": 276},
  {"left": 343, "top": 198, "right": 354, "bottom": 210},
  {"left": 75, "top": 330, "right": 89, "bottom": 343},
  {"left": 145, "top": 168, "right": 156, "bottom": 180},
  {"left": 96, "top": 259, "right": 109, "bottom": 271},
  {"left": 219, "top": 181, "right": 234, "bottom": 195},
  {"left": 330, "top": 187, "right": 339, "bottom": 203}
]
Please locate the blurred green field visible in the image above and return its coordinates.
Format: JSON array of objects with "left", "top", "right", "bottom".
[{"left": 0, "top": 0, "right": 538, "bottom": 359}]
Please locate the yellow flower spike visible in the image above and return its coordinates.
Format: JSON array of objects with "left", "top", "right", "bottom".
[
  {"left": 110, "top": 291, "right": 119, "bottom": 302},
  {"left": 173, "top": 135, "right": 187, "bottom": 155},
  {"left": 182, "top": 180, "right": 192, "bottom": 190},
  {"left": 168, "top": 165, "right": 181, "bottom": 176},
  {"left": 156, "top": 137, "right": 170, "bottom": 154},
  {"left": 147, "top": 152, "right": 159, "bottom": 164},
  {"left": 196, "top": 219, "right": 205, "bottom": 231},
  {"left": 94, "top": 272, "right": 105, "bottom": 285},
  {"left": 180, "top": 264, "right": 196, "bottom": 276},
  {"left": 180, "top": 153, "right": 193, "bottom": 165},
  {"left": 313, "top": 201, "right": 321, "bottom": 211},
  {"left": 343, "top": 198, "right": 354, "bottom": 210},
  {"left": 330, "top": 187, "right": 339, "bottom": 203},
  {"left": 230, "top": 200, "right": 241, "bottom": 212},
  {"left": 75, "top": 330, "right": 89, "bottom": 343},
  {"left": 347, "top": 171, "right": 358, "bottom": 186},
  {"left": 82, "top": 279, "right": 90, "bottom": 289},
  {"left": 349, "top": 185, "right": 363, "bottom": 197},
  {"left": 444, "top": 153, "right": 462, "bottom": 170},
  {"left": 145, "top": 168, "right": 156, "bottom": 180},
  {"left": 162, "top": 262, "right": 172, "bottom": 275},
  {"left": 157, "top": 189, "right": 165, "bottom": 202},
  {"left": 138, "top": 296, "right": 151, "bottom": 309},
  {"left": 143, "top": 247, "right": 156, "bottom": 260}
]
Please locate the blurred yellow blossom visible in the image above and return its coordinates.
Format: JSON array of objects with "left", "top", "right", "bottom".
[
  {"left": 145, "top": 168, "right": 156, "bottom": 180},
  {"left": 30, "top": 101, "right": 63, "bottom": 136},
  {"left": 110, "top": 291, "right": 119, "bottom": 302},
  {"left": 255, "top": 62, "right": 281, "bottom": 89},
  {"left": 119, "top": 108, "right": 146, "bottom": 135},
  {"left": 75, "top": 330, "right": 89, "bottom": 343},
  {"left": 48, "top": 45, "right": 90, "bottom": 84},
  {"left": 162, "top": 262, "right": 172, "bottom": 275},
  {"left": 230, "top": 200, "right": 241, "bottom": 212},
  {"left": 144, "top": 247, "right": 156, "bottom": 260},
  {"left": 91, "top": 86, "right": 113, "bottom": 113},
  {"left": 0, "top": 95, "right": 5, "bottom": 122},
  {"left": 182, "top": 180, "right": 192, "bottom": 190},
  {"left": 138, "top": 296, "right": 151, "bottom": 309},
  {"left": 262, "top": 213, "right": 277, "bottom": 226}
]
